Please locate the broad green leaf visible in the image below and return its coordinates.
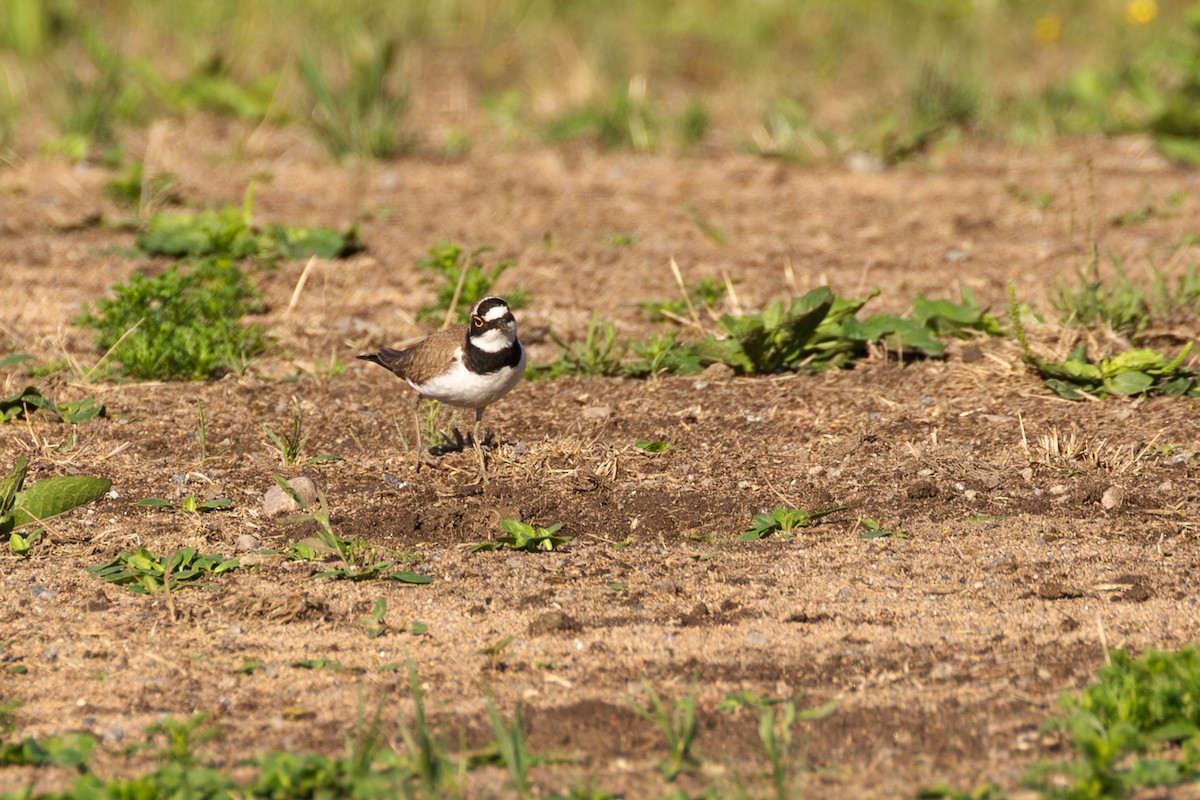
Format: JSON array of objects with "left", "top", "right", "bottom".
[
  {"left": 9, "top": 476, "right": 110, "bottom": 529},
  {"left": 1107, "top": 370, "right": 1156, "bottom": 396},
  {"left": 1102, "top": 349, "right": 1167, "bottom": 377},
  {"left": 137, "top": 497, "right": 173, "bottom": 508},
  {"left": 0, "top": 353, "right": 32, "bottom": 369}
]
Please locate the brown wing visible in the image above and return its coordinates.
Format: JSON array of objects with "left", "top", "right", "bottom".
[{"left": 356, "top": 327, "right": 464, "bottom": 384}]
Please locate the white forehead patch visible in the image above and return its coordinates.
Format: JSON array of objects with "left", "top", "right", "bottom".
[{"left": 482, "top": 304, "right": 509, "bottom": 322}]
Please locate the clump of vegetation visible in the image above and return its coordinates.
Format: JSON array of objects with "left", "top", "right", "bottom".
[
  {"left": 545, "top": 81, "right": 656, "bottom": 152},
  {"left": 75, "top": 257, "right": 269, "bottom": 380},
  {"left": 275, "top": 477, "right": 431, "bottom": 583},
  {"left": 137, "top": 201, "right": 363, "bottom": 261},
  {"left": 0, "top": 385, "right": 104, "bottom": 423},
  {"left": 86, "top": 547, "right": 242, "bottom": 594},
  {"left": 1026, "top": 646, "right": 1200, "bottom": 798},
  {"left": 637, "top": 276, "right": 729, "bottom": 322},
  {"left": 539, "top": 285, "right": 1002, "bottom": 381},
  {"left": 298, "top": 34, "right": 408, "bottom": 160},
  {"left": 1052, "top": 254, "right": 1200, "bottom": 336},
  {"left": 626, "top": 680, "right": 699, "bottom": 781},
  {"left": 136, "top": 496, "right": 233, "bottom": 514},
  {"left": 1012, "top": 284, "right": 1200, "bottom": 399},
  {"left": 415, "top": 241, "right": 528, "bottom": 325}
]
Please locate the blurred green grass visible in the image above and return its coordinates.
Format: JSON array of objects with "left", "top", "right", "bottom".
[{"left": 0, "top": 0, "right": 1196, "bottom": 162}]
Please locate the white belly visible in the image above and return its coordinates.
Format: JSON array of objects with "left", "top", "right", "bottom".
[{"left": 405, "top": 346, "right": 525, "bottom": 410}]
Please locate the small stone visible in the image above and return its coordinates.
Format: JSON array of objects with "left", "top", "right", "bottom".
[
  {"left": 745, "top": 632, "right": 769, "bottom": 646},
  {"left": 581, "top": 405, "right": 611, "bottom": 422},
  {"left": 929, "top": 661, "right": 956, "bottom": 681},
  {"left": 235, "top": 534, "right": 261, "bottom": 552},
  {"left": 262, "top": 477, "right": 318, "bottom": 517},
  {"left": 30, "top": 585, "right": 56, "bottom": 600},
  {"left": 1101, "top": 486, "right": 1124, "bottom": 511},
  {"left": 1048, "top": 484, "right": 1068, "bottom": 495},
  {"left": 1019, "top": 467, "right": 1034, "bottom": 481}
]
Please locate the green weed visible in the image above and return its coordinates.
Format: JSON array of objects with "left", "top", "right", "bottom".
[
  {"left": 531, "top": 315, "right": 627, "bottom": 379},
  {"left": 858, "top": 518, "right": 909, "bottom": 539},
  {"left": 0, "top": 353, "right": 32, "bottom": 370},
  {"left": 263, "top": 399, "right": 342, "bottom": 468},
  {"left": 76, "top": 257, "right": 269, "bottom": 380},
  {"left": 487, "top": 702, "right": 536, "bottom": 800},
  {"left": 627, "top": 679, "right": 699, "bottom": 781},
  {"left": 545, "top": 81, "right": 655, "bottom": 152},
  {"left": 1025, "top": 646, "right": 1200, "bottom": 798},
  {"left": 624, "top": 331, "right": 705, "bottom": 378},
  {"left": 0, "top": 457, "right": 111, "bottom": 538},
  {"left": 638, "top": 276, "right": 728, "bottom": 322},
  {"left": 298, "top": 34, "right": 408, "bottom": 160},
  {"left": 1053, "top": 255, "right": 1200, "bottom": 335},
  {"left": 86, "top": 546, "right": 241, "bottom": 594},
  {"left": 744, "top": 97, "right": 838, "bottom": 163},
  {"left": 739, "top": 506, "right": 848, "bottom": 541},
  {"left": 1011, "top": 284, "right": 1200, "bottom": 399},
  {"left": 468, "top": 519, "right": 569, "bottom": 552},
  {"left": 47, "top": 28, "right": 141, "bottom": 164},
  {"left": 137, "top": 197, "right": 363, "bottom": 261},
  {"left": 415, "top": 241, "right": 526, "bottom": 325},
  {"left": 103, "top": 159, "right": 179, "bottom": 212},
  {"left": 137, "top": 496, "right": 233, "bottom": 513},
  {"left": 275, "top": 476, "right": 432, "bottom": 583},
  {"left": 0, "top": 385, "right": 104, "bottom": 423}
]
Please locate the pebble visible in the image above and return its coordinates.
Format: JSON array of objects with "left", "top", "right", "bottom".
[
  {"left": 745, "top": 632, "right": 769, "bottom": 646},
  {"left": 30, "top": 585, "right": 56, "bottom": 600},
  {"left": 262, "top": 477, "right": 318, "bottom": 517},
  {"left": 235, "top": 534, "right": 261, "bottom": 552},
  {"left": 929, "top": 661, "right": 956, "bottom": 681},
  {"left": 581, "top": 405, "right": 611, "bottom": 422},
  {"left": 1101, "top": 486, "right": 1124, "bottom": 510}
]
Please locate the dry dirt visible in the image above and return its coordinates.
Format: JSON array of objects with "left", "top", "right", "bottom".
[{"left": 2, "top": 123, "right": 1200, "bottom": 798}]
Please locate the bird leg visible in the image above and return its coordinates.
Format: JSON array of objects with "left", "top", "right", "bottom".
[
  {"left": 411, "top": 396, "right": 425, "bottom": 473},
  {"left": 471, "top": 408, "right": 487, "bottom": 485}
]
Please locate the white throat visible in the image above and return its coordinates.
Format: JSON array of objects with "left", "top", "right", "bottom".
[{"left": 472, "top": 327, "right": 516, "bottom": 353}]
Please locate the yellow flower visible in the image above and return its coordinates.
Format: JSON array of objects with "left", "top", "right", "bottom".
[
  {"left": 1125, "top": 0, "right": 1158, "bottom": 25},
  {"left": 1034, "top": 15, "right": 1062, "bottom": 43}
]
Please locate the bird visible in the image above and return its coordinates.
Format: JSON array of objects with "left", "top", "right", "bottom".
[{"left": 357, "top": 296, "right": 525, "bottom": 484}]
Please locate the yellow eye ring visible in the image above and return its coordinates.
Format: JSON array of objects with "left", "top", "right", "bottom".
[{"left": 472, "top": 315, "right": 484, "bottom": 328}]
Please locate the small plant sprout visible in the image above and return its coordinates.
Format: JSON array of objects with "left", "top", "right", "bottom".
[
  {"left": 358, "top": 598, "right": 389, "bottom": 639},
  {"left": 263, "top": 399, "right": 342, "bottom": 468},
  {"left": 137, "top": 496, "right": 233, "bottom": 514},
  {"left": 633, "top": 439, "right": 673, "bottom": 453},
  {"left": 478, "top": 636, "right": 514, "bottom": 671},
  {"left": 274, "top": 476, "right": 431, "bottom": 583},
  {"left": 467, "top": 519, "right": 569, "bottom": 552},
  {"left": 739, "top": 506, "right": 848, "bottom": 540},
  {"left": 487, "top": 702, "right": 537, "bottom": 800},
  {"left": 858, "top": 518, "right": 909, "bottom": 539},
  {"left": 627, "top": 679, "right": 699, "bottom": 781}
]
